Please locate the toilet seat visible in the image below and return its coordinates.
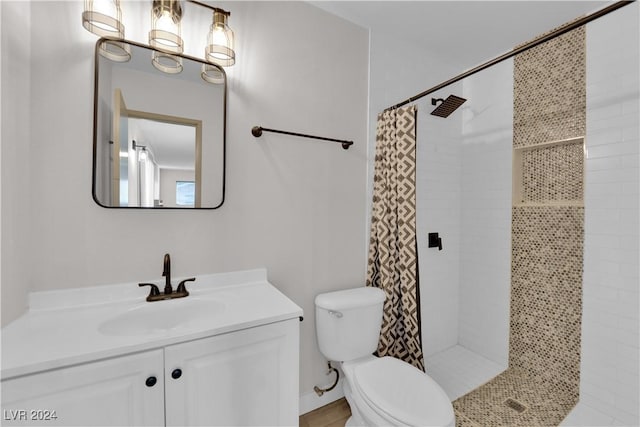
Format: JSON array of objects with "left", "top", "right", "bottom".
[{"left": 352, "top": 356, "right": 454, "bottom": 426}]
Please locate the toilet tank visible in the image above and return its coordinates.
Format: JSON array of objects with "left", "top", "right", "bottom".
[{"left": 315, "top": 287, "right": 386, "bottom": 362}]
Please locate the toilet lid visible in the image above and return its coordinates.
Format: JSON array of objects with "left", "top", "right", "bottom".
[{"left": 353, "top": 357, "right": 454, "bottom": 426}]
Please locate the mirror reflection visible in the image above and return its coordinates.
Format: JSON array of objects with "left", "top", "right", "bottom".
[{"left": 93, "top": 39, "right": 226, "bottom": 209}]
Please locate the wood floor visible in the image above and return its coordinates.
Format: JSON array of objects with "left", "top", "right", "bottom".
[{"left": 299, "top": 398, "right": 351, "bottom": 427}]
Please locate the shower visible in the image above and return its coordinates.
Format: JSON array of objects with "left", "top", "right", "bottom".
[{"left": 430, "top": 95, "right": 467, "bottom": 117}]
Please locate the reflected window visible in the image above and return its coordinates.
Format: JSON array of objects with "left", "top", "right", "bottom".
[{"left": 176, "top": 181, "right": 195, "bottom": 207}]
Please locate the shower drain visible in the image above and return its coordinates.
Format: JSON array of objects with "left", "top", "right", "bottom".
[{"left": 504, "top": 398, "right": 527, "bottom": 414}]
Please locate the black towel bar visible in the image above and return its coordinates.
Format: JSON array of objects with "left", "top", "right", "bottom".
[{"left": 251, "top": 126, "right": 353, "bottom": 150}]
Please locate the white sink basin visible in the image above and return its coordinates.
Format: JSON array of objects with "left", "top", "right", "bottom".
[{"left": 99, "top": 297, "right": 225, "bottom": 336}]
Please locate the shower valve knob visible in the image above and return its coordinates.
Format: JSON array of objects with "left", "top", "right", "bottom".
[{"left": 428, "top": 232, "right": 443, "bottom": 251}]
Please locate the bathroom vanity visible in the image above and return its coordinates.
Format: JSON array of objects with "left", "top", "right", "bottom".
[{"left": 1, "top": 269, "right": 302, "bottom": 426}]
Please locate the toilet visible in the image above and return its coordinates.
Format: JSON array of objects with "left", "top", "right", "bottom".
[{"left": 315, "top": 287, "right": 455, "bottom": 427}]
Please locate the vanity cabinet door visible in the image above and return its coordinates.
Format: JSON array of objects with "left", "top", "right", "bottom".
[
  {"left": 164, "top": 319, "right": 299, "bottom": 426},
  {"left": 1, "top": 349, "right": 165, "bottom": 426}
]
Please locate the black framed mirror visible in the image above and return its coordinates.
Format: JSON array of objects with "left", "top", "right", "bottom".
[{"left": 92, "top": 39, "right": 226, "bottom": 209}]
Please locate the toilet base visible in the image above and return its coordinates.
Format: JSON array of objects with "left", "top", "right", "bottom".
[
  {"left": 339, "top": 356, "right": 456, "bottom": 427},
  {"left": 341, "top": 357, "right": 398, "bottom": 426},
  {"left": 342, "top": 373, "right": 367, "bottom": 426}
]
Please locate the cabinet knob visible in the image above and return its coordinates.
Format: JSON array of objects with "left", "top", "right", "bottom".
[
  {"left": 145, "top": 376, "right": 157, "bottom": 387},
  {"left": 171, "top": 369, "right": 182, "bottom": 379}
]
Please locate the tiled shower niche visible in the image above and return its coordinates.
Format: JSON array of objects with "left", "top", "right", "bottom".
[{"left": 513, "top": 137, "right": 585, "bottom": 206}]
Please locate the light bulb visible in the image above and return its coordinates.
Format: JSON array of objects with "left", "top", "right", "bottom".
[
  {"left": 205, "top": 9, "right": 235, "bottom": 67},
  {"left": 149, "top": 0, "right": 183, "bottom": 54},
  {"left": 155, "top": 11, "right": 179, "bottom": 48},
  {"left": 82, "top": 0, "right": 124, "bottom": 39}
]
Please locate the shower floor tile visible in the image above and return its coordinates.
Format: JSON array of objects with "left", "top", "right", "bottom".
[
  {"left": 452, "top": 368, "right": 578, "bottom": 427},
  {"left": 425, "top": 345, "right": 507, "bottom": 400},
  {"left": 426, "top": 346, "right": 626, "bottom": 426}
]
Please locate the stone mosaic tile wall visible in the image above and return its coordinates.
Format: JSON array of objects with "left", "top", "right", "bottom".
[
  {"left": 509, "top": 23, "right": 585, "bottom": 398},
  {"left": 521, "top": 142, "right": 584, "bottom": 203},
  {"left": 513, "top": 26, "right": 586, "bottom": 147},
  {"left": 510, "top": 205, "right": 584, "bottom": 396},
  {"left": 454, "top": 22, "right": 586, "bottom": 427}
]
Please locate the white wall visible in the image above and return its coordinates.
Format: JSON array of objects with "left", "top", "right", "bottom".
[
  {"left": 1, "top": 0, "right": 369, "bottom": 410},
  {"left": 458, "top": 61, "right": 513, "bottom": 367},
  {"left": 0, "top": 2, "right": 3, "bottom": 329},
  {"left": 582, "top": 3, "right": 639, "bottom": 424},
  {"left": 0, "top": 1, "right": 31, "bottom": 325}
]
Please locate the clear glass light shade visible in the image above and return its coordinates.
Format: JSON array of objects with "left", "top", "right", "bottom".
[
  {"left": 151, "top": 50, "right": 183, "bottom": 74},
  {"left": 205, "top": 10, "right": 235, "bottom": 67},
  {"left": 149, "top": 0, "right": 184, "bottom": 54},
  {"left": 98, "top": 39, "right": 131, "bottom": 62},
  {"left": 201, "top": 63, "right": 225, "bottom": 84},
  {"left": 82, "top": 0, "right": 124, "bottom": 39}
]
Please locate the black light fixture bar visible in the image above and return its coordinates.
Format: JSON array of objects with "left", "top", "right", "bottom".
[
  {"left": 186, "top": 0, "right": 229, "bottom": 14},
  {"left": 384, "top": 0, "right": 634, "bottom": 112},
  {"left": 251, "top": 126, "right": 354, "bottom": 150}
]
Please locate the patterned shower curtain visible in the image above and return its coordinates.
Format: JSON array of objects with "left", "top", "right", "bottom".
[{"left": 367, "top": 105, "right": 424, "bottom": 371}]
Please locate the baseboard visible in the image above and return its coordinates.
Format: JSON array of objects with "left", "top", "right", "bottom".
[{"left": 299, "top": 379, "right": 345, "bottom": 415}]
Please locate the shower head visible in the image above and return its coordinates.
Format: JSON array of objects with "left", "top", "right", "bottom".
[{"left": 430, "top": 95, "right": 467, "bottom": 118}]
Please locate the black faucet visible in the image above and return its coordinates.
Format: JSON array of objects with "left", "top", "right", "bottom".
[
  {"left": 163, "top": 253, "right": 173, "bottom": 294},
  {"left": 139, "top": 253, "right": 196, "bottom": 302}
]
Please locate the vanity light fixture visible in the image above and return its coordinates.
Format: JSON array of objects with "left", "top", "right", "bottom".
[
  {"left": 99, "top": 40, "right": 132, "bottom": 63},
  {"left": 133, "top": 141, "right": 150, "bottom": 161},
  {"left": 152, "top": 50, "right": 184, "bottom": 74},
  {"left": 149, "top": 0, "right": 184, "bottom": 54},
  {"left": 82, "top": 0, "right": 131, "bottom": 62},
  {"left": 201, "top": 63, "right": 225, "bottom": 84},
  {"left": 204, "top": 8, "right": 235, "bottom": 67},
  {"left": 149, "top": 0, "right": 184, "bottom": 74},
  {"left": 82, "top": 0, "right": 124, "bottom": 39},
  {"left": 82, "top": 0, "right": 232, "bottom": 82}
]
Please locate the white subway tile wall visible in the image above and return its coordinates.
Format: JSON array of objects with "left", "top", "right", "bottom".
[
  {"left": 417, "top": 84, "right": 463, "bottom": 357},
  {"left": 418, "top": 66, "right": 513, "bottom": 363},
  {"left": 583, "top": 4, "right": 639, "bottom": 425},
  {"left": 459, "top": 60, "right": 513, "bottom": 367}
]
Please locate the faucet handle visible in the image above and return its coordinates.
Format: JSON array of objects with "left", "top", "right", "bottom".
[
  {"left": 176, "top": 277, "right": 196, "bottom": 295},
  {"left": 139, "top": 283, "right": 160, "bottom": 301}
]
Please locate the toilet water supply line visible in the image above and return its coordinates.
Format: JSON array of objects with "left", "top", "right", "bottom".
[{"left": 313, "top": 362, "right": 340, "bottom": 396}]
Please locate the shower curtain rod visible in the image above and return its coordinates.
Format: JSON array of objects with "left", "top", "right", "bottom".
[{"left": 384, "top": 0, "right": 634, "bottom": 113}]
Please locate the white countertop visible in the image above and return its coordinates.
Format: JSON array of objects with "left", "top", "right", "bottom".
[{"left": 1, "top": 269, "right": 303, "bottom": 380}]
